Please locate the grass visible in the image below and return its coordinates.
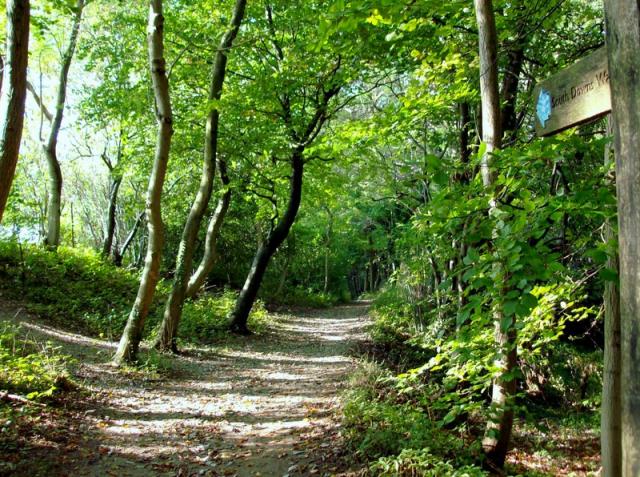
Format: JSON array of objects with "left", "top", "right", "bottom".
[
  {"left": 0, "top": 322, "right": 73, "bottom": 401},
  {"left": 0, "top": 240, "right": 274, "bottom": 347}
]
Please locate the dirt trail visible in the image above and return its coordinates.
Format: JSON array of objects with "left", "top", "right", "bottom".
[{"left": 1, "top": 302, "right": 370, "bottom": 477}]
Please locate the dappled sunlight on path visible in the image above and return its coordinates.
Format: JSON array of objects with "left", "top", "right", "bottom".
[{"left": 1, "top": 301, "right": 370, "bottom": 476}]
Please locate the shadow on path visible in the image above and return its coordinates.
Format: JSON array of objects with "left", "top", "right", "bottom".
[{"left": 0, "top": 301, "right": 370, "bottom": 477}]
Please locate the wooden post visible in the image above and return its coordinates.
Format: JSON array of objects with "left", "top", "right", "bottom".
[
  {"left": 603, "top": 1, "right": 640, "bottom": 475},
  {"left": 602, "top": 117, "right": 622, "bottom": 477}
]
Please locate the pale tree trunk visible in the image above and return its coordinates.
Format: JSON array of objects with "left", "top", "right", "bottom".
[
  {"left": 43, "top": 0, "right": 85, "bottom": 248},
  {"left": 475, "top": 0, "right": 516, "bottom": 470},
  {"left": 475, "top": 0, "right": 501, "bottom": 188},
  {"left": 0, "top": 0, "right": 29, "bottom": 224},
  {"left": 603, "top": 2, "right": 640, "bottom": 474},
  {"left": 155, "top": 0, "right": 246, "bottom": 352},
  {"left": 114, "top": 0, "right": 173, "bottom": 365},
  {"left": 185, "top": 158, "right": 232, "bottom": 298},
  {"left": 601, "top": 117, "right": 622, "bottom": 477}
]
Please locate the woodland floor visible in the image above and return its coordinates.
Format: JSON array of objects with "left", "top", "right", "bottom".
[{"left": 0, "top": 301, "right": 370, "bottom": 477}]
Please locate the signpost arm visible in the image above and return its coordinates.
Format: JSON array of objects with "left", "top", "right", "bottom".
[{"left": 603, "top": 1, "right": 640, "bottom": 475}]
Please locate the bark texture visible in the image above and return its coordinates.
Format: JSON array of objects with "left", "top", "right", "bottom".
[
  {"left": 475, "top": 0, "right": 516, "bottom": 470},
  {"left": 185, "top": 159, "right": 232, "bottom": 298},
  {"left": 601, "top": 117, "right": 622, "bottom": 477},
  {"left": 155, "top": 0, "right": 246, "bottom": 352},
  {"left": 43, "top": 0, "right": 85, "bottom": 248},
  {"left": 114, "top": 0, "right": 173, "bottom": 365},
  {"left": 0, "top": 0, "right": 30, "bottom": 224},
  {"left": 102, "top": 177, "right": 122, "bottom": 257},
  {"left": 475, "top": 0, "right": 501, "bottom": 187},
  {"left": 603, "top": 2, "right": 640, "bottom": 475}
]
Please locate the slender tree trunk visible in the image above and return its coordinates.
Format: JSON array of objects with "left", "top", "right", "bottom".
[
  {"left": 114, "top": 0, "right": 173, "bottom": 365},
  {"left": 185, "top": 158, "right": 232, "bottom": 298},
  {"left": 601, "top": 117, "right": 622, "bottom": 477},
  {"left": 276, "top": 253, "right": 290, "bottom": 296},
  {"left": 500, "top": 45, "right": 524, "bottom": 143},
  {"left": 43, "top": 0, "right": 85, "bottom": 248},
  {"left": 114, "top": 211, "right": 145, "bottom": 266},
  {"left": 0, "top": 0, "right": 29, "bottom": 224},
  {"left": 323, "top": 205, "right": 333, "bottom": 294},
  {"left": 453, "top": 103, "right": 472, "bottom": 308},
  {"left": 0, "top": 55, "right": 4, "bottom": 94},
  {"left": 229, "top": 152, "right": 304, "bottom": 334},
  {"left": 603, "top": 2, "right": 640, "bottom": 474},
  {"left": 102, "top": 177, "right": 122, "bottom": 257},
  {"left": 475, "top": 0, "right": 515, "bottom": 470},
  {"left": 475, "top": 0, "right": 501, "bottom": 188},
  {"left": 155, "top": 0, "right": 246, "bottom": 351},
  {"left": 229, "top": 9, "right": 341, "bottom": 333}
]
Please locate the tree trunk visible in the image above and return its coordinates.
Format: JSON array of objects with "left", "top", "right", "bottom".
[
  {"left": 323, "top": 205, "right": 334, "bottom": 293},
  {"left": 603, "top": 2, "right": 640, "bottom": 474},
  {"left": 114, "top": 0, "right": 173, "bottom": 365},
  {"left": 601, "top": 117, "right": 622, "bottom": 477},
  {"left": 102, "top": 176, "right": 121, "bottom": 257},
  {"left": 155, "top": 0, "right": 246, "bottom": 352},
  {"left": 185, "top": 158, "right": 232, "bottom": 298},
  {"left": 114, "top": 211, "right": 145, "bottom": 266},
  {"left": 500, "top": 45, "right": 524, "bottom": 143},
  {"left": 475, "top": 0, "right": 515, "bottom": 470},
  {"left": 229, "top": 152, "right": 304, "bottom": 334},
  {"left": 0, "top": 0, "right": 29, "bottom": 224},
  {"left": 43, "top": 0, "right": 85, "bottom": 248},
  {"left": 276, "top": 252, "right": 290, "bottom": 297},
  {"left": 0, "top": 55, "right": 4, "bottom": 94},
  {"left": 458, "top": 102, "right": 471, "bottom": 183},
  {"left": 475, "top": 0, "right": 501, "bottom": 188}
]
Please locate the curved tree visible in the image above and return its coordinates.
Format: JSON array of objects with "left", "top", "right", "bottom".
[
  {"left": 228, "top": 3, "right": 343, "bottom": 334},
  {"left": 114, "top": 0, "right": 174, "bottom": 365},
  {"left": 39, "top": 0, "right": 86, "bottom": 248},
  {"left": 154, "top": 0, "right": 247, "bottom": 352},
  {"left": 0, "top": 0, "right": 30, "bottom": 223}
]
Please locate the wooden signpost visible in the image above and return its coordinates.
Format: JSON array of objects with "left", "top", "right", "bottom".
[{"left": 534, "top": 47, "right": 611, "bottom": 136}]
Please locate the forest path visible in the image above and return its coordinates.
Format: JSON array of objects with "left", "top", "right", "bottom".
[{"left": 0, "top": 301, "right": 370, "bottom": 477}]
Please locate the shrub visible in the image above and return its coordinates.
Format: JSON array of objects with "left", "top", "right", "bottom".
[
  {"left": 371, "top": 449, "right": 487, "bottom": 477},
  {"left": 342, "top": 361, "right": 484, "bottom": 474},
  {"left": 177, "top": 289, "right": 271, "bottom": 345},
  {"left": 0, "top": 240, "right": 143, "bottom": 337},
  {"left": 0, "top": 323, "right": 73, "bottom": 400}
]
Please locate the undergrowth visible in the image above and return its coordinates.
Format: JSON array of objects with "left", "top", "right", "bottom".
[
  {"left": 0, "top": 323, "right": 73, "bottom": 401},
  {"left": 0, "top": 240, "right": 142, "bottom": 338},
  {"left": 342, "top": 283, "right": 603, "bottom": 476},
  {"left": 176, "top": 289, "right": 271, "bottom": 345},
  {"left": 0, "top": 240, "right": 275, "bottom": 346}
]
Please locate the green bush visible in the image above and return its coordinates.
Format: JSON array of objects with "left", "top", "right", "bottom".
[
  {"left": 177, "top": 289, "right": 271, "bottom": 344},
  {"left": 371, "top": 449, "right": 487, "bottom": 477},
  {"left": 0, "top": 240, "right": 143, "bottom": 337},
  {"left": 342, "top": 361, "right": 484, "bottom": 474},
  {"left": 0, "top": 323, "right": 72, "bottom": 400},
  {"left": 0, "top": 240, "right": 278, "bottom": 346},
  {"left": 267, "top": 286, "right": 342, "bottom": 308}
]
